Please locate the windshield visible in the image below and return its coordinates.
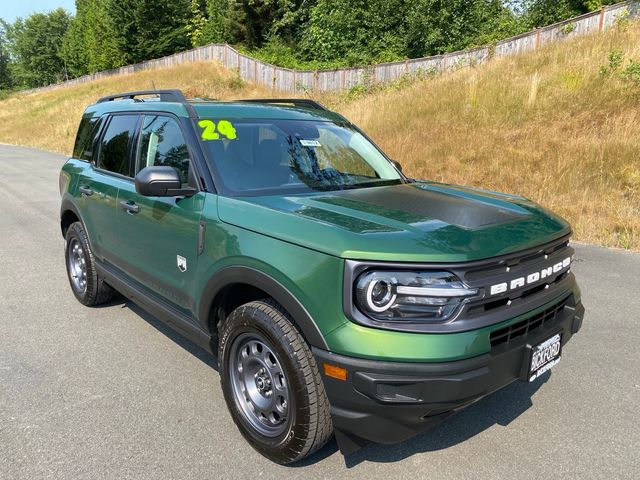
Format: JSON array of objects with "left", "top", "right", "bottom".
[{"left": 198, "top": 118, "right": 403, "bottom": 196}]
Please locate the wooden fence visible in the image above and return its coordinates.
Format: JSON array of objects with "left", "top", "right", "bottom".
[{"left": 22, "top": 0, "right": 640, "bottom": 95}]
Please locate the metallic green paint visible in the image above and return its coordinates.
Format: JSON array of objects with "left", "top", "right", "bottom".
[
  {"left": 72, "top": 160, "right": 124, "bottom": 260},
  {"left": 115, "top": 183, "right": 206, "bottom": 315},
  {"left": 217, "top": 182, "right": 571, "bottom": 263},
  {"left": 195, "top": 193, "right": 348, "bottom": 336}
]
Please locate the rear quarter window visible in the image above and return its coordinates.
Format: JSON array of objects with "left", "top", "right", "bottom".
[{"left": 72, "top": 116, "right": 100, "bottom": 161}]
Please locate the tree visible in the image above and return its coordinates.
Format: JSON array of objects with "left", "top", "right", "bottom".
[
  {"left": 6, "top": 9, "right": 71, "bottom": 88},
  {"left": 61, "top": 0, "right": 124, "bottom": 76},
  {"left": 60, "top": 11, "right": 88, "bottom": 77},
  {"left": 300, "top": 0, "right": 408, "bottom": 65},
  {"left": 406, "top": 0, "right": 520, "bottom": 57},
  {"left": 270, "top": 0, "right": 317, "bottom": 44},
  {"left": 106, "top": 0, "right": 192, "bottom": 64},
  {"left": 0, "top": 19, "right": 12, "bottom": 89},
  {"left": 236, "top": 0, "right": 316, "bottom": 47},
  {"left": 200, "top": 0, "right": 317, "bottom": 48},
  {"left": 518, "top": 0, "right": 618, "bottom": 28},
  {"left": 201, "top": 0, "right": 232, "bottom": 44},
  {"left": 300, "top": 0, "right": 520, "bottom": 64},
  {"left": 187, "top": 0, "right": 208, "bottom": 47}
]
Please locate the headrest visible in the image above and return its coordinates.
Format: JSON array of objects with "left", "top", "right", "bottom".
[{"left": 256, "top": 139, "right": 287, "bottom": 168}]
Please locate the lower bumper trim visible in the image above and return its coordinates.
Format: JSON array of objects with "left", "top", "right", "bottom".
[{"left": 314, "top": 300, "right": 584, "bottom": 450}]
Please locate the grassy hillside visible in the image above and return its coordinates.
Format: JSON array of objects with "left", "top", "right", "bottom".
[
  {"left": 0, "top": 63, "right": 275, "bottom": 154},
  {"left": 0, "top": 23, "right": 638, "bottom": 250}
]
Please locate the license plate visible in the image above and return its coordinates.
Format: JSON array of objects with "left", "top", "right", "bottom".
[{"left": 528, "top": 333, "right": 562, "bottom": 382}]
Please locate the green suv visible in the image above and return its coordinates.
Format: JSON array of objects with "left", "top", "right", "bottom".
[{"left": 60, "top": 89, "right": 584, "bottom": 464}]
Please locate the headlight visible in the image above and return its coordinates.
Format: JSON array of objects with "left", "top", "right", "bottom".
[{"left": 355, "top": 271, "right": 477, "bottom": 322}]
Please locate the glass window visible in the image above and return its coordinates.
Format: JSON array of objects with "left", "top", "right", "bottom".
[
  {"left": 97, "top": 115, "right": 139, "bottom": 176},
  {"left": 200, "top": 119, "right": 402, "bottom": 196},
  {"left": 137, "top": 115, "right": 191, "bottom": 186},
  {"left": 73, "top": 116, "right": 100, "bottom": 161}
]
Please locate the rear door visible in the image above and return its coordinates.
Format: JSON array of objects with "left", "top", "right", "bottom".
[
  {"left": 76, "top": 114, "right": 139, "bottom": 263},
  {"left": 115, "top": 113, "right": 204, "bottom": 316}
]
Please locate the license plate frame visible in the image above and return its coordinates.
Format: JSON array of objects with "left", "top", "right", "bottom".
[{"left": 524, "top": 332, "right": 562, "bottom": 382}]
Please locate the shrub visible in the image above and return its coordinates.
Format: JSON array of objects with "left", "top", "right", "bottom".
[
  {"left": 599, "top": 49, "right": 624, "bottom": 76},
  {"left": 621, "top": 60, "right": 640, "bottom": 85}
]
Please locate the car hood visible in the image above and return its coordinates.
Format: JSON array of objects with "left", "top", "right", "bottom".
[{"left": 217, "top": 182, "right": 571, "bottom": 262}]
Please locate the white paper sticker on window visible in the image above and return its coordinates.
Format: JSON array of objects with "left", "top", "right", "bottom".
[{"left": 299, "top": 139, "right": 321, "bottom": 147}]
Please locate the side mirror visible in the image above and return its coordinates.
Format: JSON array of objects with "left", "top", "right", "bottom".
[
  {"left": 135, "top": 166, "right": 196, "bottom": 197},
  {"left": 391, "top": 160, "right": 403, "bottom": 172}
]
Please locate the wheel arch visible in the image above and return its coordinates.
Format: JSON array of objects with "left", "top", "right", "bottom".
[
  {"left": 199, "top": 266, "right": 329, "bottom": 350},
  {"left": 60, "top": 199, "right": 83, "bottom": 238}
]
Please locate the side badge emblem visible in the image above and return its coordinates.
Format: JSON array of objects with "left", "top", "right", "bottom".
[{"left": 177, "top": 255, "right": 187, "bottom": 273}]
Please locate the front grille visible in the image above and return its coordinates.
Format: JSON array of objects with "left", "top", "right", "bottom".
[
  {"left": 467, "top": 270, "right": 569, "bottom": 317},
  {"left": 489, "top": 295, "right": 569, "bottom": 348},
  {"left": 464, "top": 239, "right": 569, "bottom": 283}
]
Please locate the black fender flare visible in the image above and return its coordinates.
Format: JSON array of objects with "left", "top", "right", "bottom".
[
  {"left": 198, "top": 266, "right": 329, "bottom": 350},
  {"left": 60, "top": 198, "right": 85, "bottom": 238}
]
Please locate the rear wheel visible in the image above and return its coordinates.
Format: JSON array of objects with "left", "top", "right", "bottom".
[
  {"left": 219, "top": 300, "right": 333, "bottom": 464},
  {"left": 64, "top": 221, "right": 114, "bottom": 306}
]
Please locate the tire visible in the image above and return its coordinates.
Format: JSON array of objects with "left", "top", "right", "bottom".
[
  {"left": 219, "top": 300, "right": 333, "bottom": 464},
  {"left": 64, "top": 221, "right": 114, "bottom": 306}
]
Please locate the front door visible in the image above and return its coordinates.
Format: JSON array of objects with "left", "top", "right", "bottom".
[{"left": 115, "top": 114, "right": 204, "bottom": 316}]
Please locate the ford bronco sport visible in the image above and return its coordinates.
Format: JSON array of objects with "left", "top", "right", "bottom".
[{"left": 59, "top": 89, "right": 584, "bottom": 464}]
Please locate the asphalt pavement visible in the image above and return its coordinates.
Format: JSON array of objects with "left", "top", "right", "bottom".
[{"left": 0, "top": 144, "right": 638, "bottom": 479}]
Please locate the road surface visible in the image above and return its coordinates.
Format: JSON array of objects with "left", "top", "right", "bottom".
[{"left": 1, "top": 144, "right": 638, "bottom": 479}]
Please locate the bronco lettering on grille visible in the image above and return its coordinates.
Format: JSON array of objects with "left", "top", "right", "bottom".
[{"left": 489, "top": 257, "right": 571, "bottom": 296}]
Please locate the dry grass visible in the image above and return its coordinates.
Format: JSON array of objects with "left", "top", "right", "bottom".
[
  {"left": 0, "top": 23, "right": 638, "bottom": 249},
  {"left": 0, "top": 62, "right": 274, "bottom": 155}
]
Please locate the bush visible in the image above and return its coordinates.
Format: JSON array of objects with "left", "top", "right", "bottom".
[
  {"left": 599, "top": 49, "right": 624, "bottom": 76},
  {"left": 621, "top": 60, "right": 640, "bottom": 85},
  {"left": 0, "top": 88, "right": 15, "bottom": 100},
  {"left": 241, "top": 38, "right": 348, "bottom": 70}
]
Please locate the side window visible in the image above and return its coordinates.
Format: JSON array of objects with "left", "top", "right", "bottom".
[
  {"left": 73, "top": 116, "right": 100, "bottom": 161},
  {"left": 97, "top": 115, "right": 139, "bottom": 176},
  {"left": 137, "top": 115, "right": 191, "bottom": 186}
]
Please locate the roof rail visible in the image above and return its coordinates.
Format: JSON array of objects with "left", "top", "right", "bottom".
[
  {"left": 96, "top": 89, "right": 198, "bottom": 118},
  {"left": 238, "top": 98, "right": 328, "bottom": 111},
  {"left": 96, "top": 89, "right": 187, "bottom": 104}
]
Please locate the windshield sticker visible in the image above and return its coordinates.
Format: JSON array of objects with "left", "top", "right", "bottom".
[
  {"left": 198, "top": 119, "right": 237, "bottom": 141},
  {"left": 217, "top": 120, "right": 237, "bottom": 140},
  {"left": 299, "top": 139, "right": 321, "bottom": 147}
]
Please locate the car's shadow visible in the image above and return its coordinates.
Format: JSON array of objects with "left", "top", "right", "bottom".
[
  {"left": 106, "top": 298, "right": 219, "bottom": 371},
  {"left": 300, "top": 372, "right": 549, "bottom": 468},
  {"left": 109, "top": 296, "right": 549, "bottom": 468}
]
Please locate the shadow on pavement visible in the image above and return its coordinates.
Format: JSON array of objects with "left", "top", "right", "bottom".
[
  {"left": 109, "top": 297, "right": 219, "bottom": 371},
  {"left": 342, "top": 372, "right": 548, "bottom": 468},
  {"left": 108, "top": 295, "right": 549, "bottom": 468},
  {"left": 295, "top": 371, "right": 550, "bottom": 467}
]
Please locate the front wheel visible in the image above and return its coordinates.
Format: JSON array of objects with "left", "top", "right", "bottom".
[{"left": 219, "top": 300, "right": 333, "bottom": 464}]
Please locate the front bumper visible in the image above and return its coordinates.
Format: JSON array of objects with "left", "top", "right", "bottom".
[{"left": 314, "top": 296, "right": 584, "bottom": 450}]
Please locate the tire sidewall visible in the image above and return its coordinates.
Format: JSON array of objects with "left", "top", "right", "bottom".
[
  {"left": 219, "top": 304, "right": 315, "bottom": 463},
  {"left": 64, "top": 222, "right": 98, "bottom": 305}
]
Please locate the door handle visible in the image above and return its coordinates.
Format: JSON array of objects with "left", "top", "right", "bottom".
[
  {"left": 119, "top": 200, "right": 140, "bottom": 214},
  {"left": 79, "top": 186, "right": 93, "bottom": 196}
]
